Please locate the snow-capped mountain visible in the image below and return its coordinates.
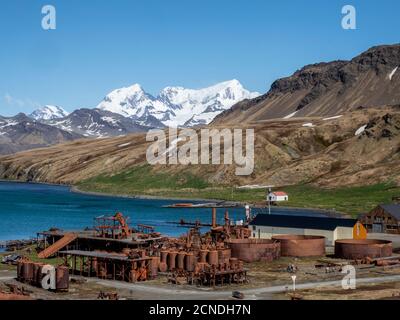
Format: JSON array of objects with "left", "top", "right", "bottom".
[
  {"left": 46, "top": 108, "right": 152, "bottom": 138},
  {"left": 30, "top": 105, "right": 69, "bottom": 121},
  {"left": 0, "top": 113, "right": 81, "bottom": 155},
  {"left": 0, "top": 79, "right": 259, "bottom": 152},
  {"left": 97, "top": 80, "right": 260, "bottom": 127}
]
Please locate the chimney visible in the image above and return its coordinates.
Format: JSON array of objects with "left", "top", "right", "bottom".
[{"left": 212, "top": 208, "right": 217, "bottom": 228}]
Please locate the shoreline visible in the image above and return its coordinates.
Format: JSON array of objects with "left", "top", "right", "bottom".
[
  {"left": 0, "top": 178, "right": 347, "bottom": 217},
  {"left": 70, "top": 186, "right": 225, "bottom": 202}
]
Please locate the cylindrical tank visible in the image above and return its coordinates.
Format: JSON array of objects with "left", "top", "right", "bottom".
[
  {"left": 185, "top": 253, "right": 195, "bottom": 272},
  {"left": 218, "top": 248, "right": 231, "bottom": 264},
  {"left": 177, "top": 252, "right": 186, "bottom": 270},
  {"left": 229, "top": 258, "right": 239, "bottom": 270},
  {"left": 150, "top": 257, "right": 160, "bottom": 278},
  {"left": 208, "top": 250, "right": 218, "bottom": 265},
  {"left": 199, "top": 250, "right": 208, "bottom": 263},
  {"left": 335, "top": 239, "right": 393, "bottom": 259},
  {"left": 37, "top": 264, "right": 46, "bottom": 285},
  {"left": 227, "top": 239, "right": 281, "bottom": 263},
  {"left": 212, "top": 208, "right": 217, "bottom": 228},
  {"left": 272, "top": 235, "right": 326, "bottom": 257},
  {"left": 32, "top": 263, "right": 42, "bottom": 285},
  {"left": 56, "top": 266, "right": 69, "bottom": 291},
  {"left": 17, "top": 261, "right": 24, "bottom": 281},
  {"left": 159, "top": 250, "right": 168, "bottom": 272},
  {"left": 23, "top": 262, "right": 34, "bottom": 283},
  {"left": 160, "top": 251, "right": 168, "bottom": 264},
  {"left": 168, "top": 251, "right": 178, "bottom": 271}
]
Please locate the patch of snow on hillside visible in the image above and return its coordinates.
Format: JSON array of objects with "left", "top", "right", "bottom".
[
  {"left": 101, "top": 116, "right": 118, "bottom": 124},
  {"left": 118, "top": 142, "right": 131, "bottom": 148},
  {"left": 389, "top": 67, "right": 398, "bottom": 81},
  {"left": 302, "top": 123, "right": 315, "bottom": 128},
  {"left": 323, "top": 115, "right": 343, "bottom": 121},
  {"left": 355, "top": 125, "right": 367, "bottom": 136},
  {"left": 283, "top": 111, "right": 298, "bottom": 119}
]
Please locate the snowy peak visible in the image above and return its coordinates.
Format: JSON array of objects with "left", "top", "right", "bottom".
[
  {"left": 30, "top": 105, "right": 69, "bottom": 121},
  {"left": 97, "top": 80, "right": 260, "bottom": 127},
  {"left": 97, "top": 84, "right": 162, "bottom": 118}
]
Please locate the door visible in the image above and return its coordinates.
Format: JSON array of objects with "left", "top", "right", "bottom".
[{"left": 372, "top": 223, "right": 383, "bottom": 233}]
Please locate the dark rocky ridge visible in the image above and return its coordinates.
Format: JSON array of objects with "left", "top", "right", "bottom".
[
  {"left": 0, "top": 113, "right": 83, "bottom": 155},
  {"left": 213, "top": 44, "right": 400, "bottom": 125}
]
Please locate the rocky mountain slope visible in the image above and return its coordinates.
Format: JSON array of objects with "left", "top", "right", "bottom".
[
  {"left": 0, "top": 106, "right": 399, "bottom": 188},
  {"left": 45, "top": 108, "right": 151, "bottom": 138},
  {"left": 213, "top": 44, "right": 400, "bottom": 125},
  {"left": 0, "top": 113, "right": 82, "bottom": 155}
]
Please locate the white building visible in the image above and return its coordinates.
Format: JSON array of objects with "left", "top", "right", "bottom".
[
  {"left": 249, "top": 214, "right": 357, "bottom": 246},
  {"left": 268, "top": 191, "right": 288, "bottom": 202}
]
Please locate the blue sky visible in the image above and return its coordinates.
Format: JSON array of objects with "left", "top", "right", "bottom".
[{"left": 0, "top": 0, "right": 399, "bottom": 116}]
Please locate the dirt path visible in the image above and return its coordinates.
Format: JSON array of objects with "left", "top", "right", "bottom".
[{"left": 92, "top": 274, "right": 400, "bottom": 300}]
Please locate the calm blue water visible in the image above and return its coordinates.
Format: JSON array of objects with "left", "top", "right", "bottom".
[{"left": 0, "top": 181, "right": 327, "bottom": 241}]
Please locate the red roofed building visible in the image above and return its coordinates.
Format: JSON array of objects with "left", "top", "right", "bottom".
[{"left": 267, "top": 191, "right": 288, "bottom": 202}]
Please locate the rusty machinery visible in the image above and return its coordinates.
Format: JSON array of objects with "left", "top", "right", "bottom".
[
  {"left": 59, "top": 248, "right": 159, "bottom": 283},
  {"left": 153, "top": 208, "right": 254, "bottom": 286},
  {"left": 31, "top": 208, "right": 255, "bottom": 287},
  {"left": 16, "top": 259, "right": 69, "bottom": 291},
  {"left": 94, "top": 212, "right": 132, "bottom": 239}
]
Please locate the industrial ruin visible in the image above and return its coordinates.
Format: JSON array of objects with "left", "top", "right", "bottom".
[
  {"left": 28, "top": 208, "right": 261, "bottom": 287},
  {"left": 334, "top": 239, "right": 393, "bottom": 260},
  {"left": 272, "top": 235, "right": 326, "bottom": 257},
  {"left": 3, "top": 205, "right": 399, "bottom": 299}
]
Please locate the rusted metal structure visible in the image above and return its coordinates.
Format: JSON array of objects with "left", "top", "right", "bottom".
[
  {"left": 272, "top": 235, "right": 326, "bottom": 257},
  {"left": 38, "top": 233, "right": 77, "bottom": 259},
  {"left": 36, "top": 212, "right": 164, "bottom": 258},
  {"left": 335, "top": 239, "right": 393, "bottom": 259},
  {"left": 30, "top": 207, "right": 253, "bottom": 287},
  {"left": 94, "top": 212, "right": 132, "bottom": 239},
  {"left": 59, "top": 249, "right": 154, "bottom": 282},
  {"left": 227, "top": 239, "right": 281, "bottom": 262},
  {"left": 16, "top": 260, "right": 69, "bottom": 291}
]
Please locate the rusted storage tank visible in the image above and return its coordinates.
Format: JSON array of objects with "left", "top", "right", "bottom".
[
  {"left": 227, "top": 239, "right": 281, "bottom": 263},
  {"left": 272, "top": 235, "right": 326, "bottom": 257},
  {"left": 150, "top": 257, "right": 160, "bottom": 278},
  {"left": 17, "top": 261, "right": 27, "bottom": 281},
  {"left": 22, "top": 262, "right": 34, "bottom": 283},
  {"left": 218, "top": 248, "right": 231, "bottom": 264},
  {"left": 159, "top": 251, "right": 168, "bottom": 272},
  {"left": 208, "top": 250, "right": 218, "bottom": 266},
  {"left": 168, "top": 251, "right": 178, "bottom": 271},
  {"left": 56, "top": 266, "right": 69, "bottom": 291},
  {"left": 199, "top": 250, "right": 208, "bottom": 263},
  {"left": 185, "top": 253, "right": 195, "bottom": 272},
  {"left": 335, "top": 239, "right": 393, "bottom": 259},
  {"left": 177, "top": 252, "right": 186, "bottom": 270},
  {"left": 32, "top": 263, "right": 43, "bottom": 284}
]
